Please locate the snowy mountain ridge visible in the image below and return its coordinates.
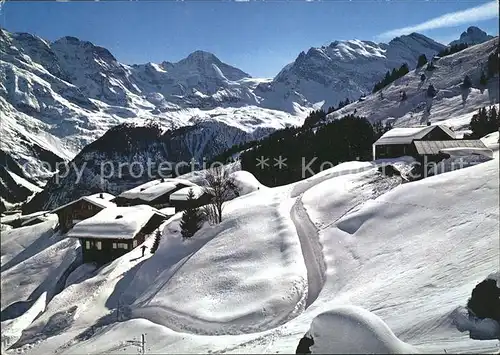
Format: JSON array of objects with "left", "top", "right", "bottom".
[
  {"left": 254, "top": 32, "right": 446, "bottom": 111},
  {"left": 326, "top": 37, "right": 499, "bottom": 135},
  {"left": 0, "top": 26, "right": 496, "bottom": 210}
]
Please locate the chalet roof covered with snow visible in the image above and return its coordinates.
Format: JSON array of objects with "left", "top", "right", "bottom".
[
  {"left": 158, "top": 207, "right": 176, "bottom": 216},
  {"left": 117, "top": 178, "right": 197, "bottom": 202},
  {"left": 67, "top": 205, "right": 167, "bottom": 240},
  {"left": 414, "top": 140, "right": 491, "bottom": 156},
  {"left": 51, "top": 193, "right": 116, "bottom": 213},
  {"left": 169, "top": 185, "right": 207, "bottom": 201},
  {"left": 374, "top": 125, "right": 456, "bottom": 145}
]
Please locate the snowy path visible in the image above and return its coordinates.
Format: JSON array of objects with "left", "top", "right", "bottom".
[{"left": 290, "top": 196, "right": 326, "bottom": 308}]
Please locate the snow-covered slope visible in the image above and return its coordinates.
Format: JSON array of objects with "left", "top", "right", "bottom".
[
  {"left": 255, "top": 33, "right": 445, "bottom": 112},
  {"left": 327, "top": 37, "right": 499, "bottom": 135},
  {"left": 2, "top": 147, "right": 497, "bottom": 354},
  {"left": 449, "top": 26, "right": 495, "bottom": 47}
]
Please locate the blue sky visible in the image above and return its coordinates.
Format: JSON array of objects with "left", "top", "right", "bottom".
[{"left": 0, "top": 0, "right": 498, "bottom": 78}]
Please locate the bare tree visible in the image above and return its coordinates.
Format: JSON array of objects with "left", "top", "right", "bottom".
[
  {"left": 202, "top": 166, "right": 238, "bottom": 224},
  {"left": 200, "top": 204, "right": 218, "bottom": 225}
]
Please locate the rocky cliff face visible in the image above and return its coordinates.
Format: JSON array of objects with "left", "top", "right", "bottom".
[{"left": 449, "top": 26, "right": 494, "bottom": 47}]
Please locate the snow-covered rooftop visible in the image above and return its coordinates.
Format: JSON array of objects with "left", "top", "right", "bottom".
[
  {"left": 51, "top": 193, "right": 116, "bottom": 213},
  {"left": 169, "top": 186, "right": 206, "bottom": 201},
  {"left": 158, "top": 207, "right": 176, "bottom": 216},
  {"left": 413, "top": 139, "right": 489, "bottom": 156},
  {"left": 374, "top": 125, "right": 455, "bottom": 145},
  {"left": 67, "top": 205, "right": 167, "bottom": 240},
  {"left": 118, "top": 178, "right": 197, "bottom": 202}
]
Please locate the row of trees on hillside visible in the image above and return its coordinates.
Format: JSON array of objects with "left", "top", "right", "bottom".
[
  {"left": 372, "top": 63, "right": 410, "bottom": 93},
  {"left": 240, "top": 113, "right": 383, "bottom": 187},
  {"left": 438, "top": 43, "right": 469, "bottom": 58},
  {"left": 486, "top": 49, "right": 499, "bottom": 79},
  {"left": 464, "top": 106, "right": 499, "bottom": 139}
]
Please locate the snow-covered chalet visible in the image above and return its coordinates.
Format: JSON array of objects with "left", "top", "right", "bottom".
[
  {"left": 68, "top": 205, "right": 167, "bottom": 264},
  {"left": 372, "top": 124, "right": 489, "bottom": 163},
  {"left": 112, "top": 178, "right": 197, "bottom": 210},
  {"left": 50, "top": 192, "right": 116, "bottom": 233}
]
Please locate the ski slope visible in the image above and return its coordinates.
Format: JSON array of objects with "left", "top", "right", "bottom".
[{"left": 1, "top": 146, "right": 498, "bottom": 354}]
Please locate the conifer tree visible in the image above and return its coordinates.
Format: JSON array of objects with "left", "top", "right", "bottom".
[
  {"left": 416, "top": 54, "right": 428, "bottom": 68},
  {"left": 462, "top": 75, "right": 472, "bottom": 89},
  {"left": 180, "top": 189, "right": 204, "bottom": 239},
  {"left": 398, "top": 63, "right": 409, "bottom": 76},
  {"left": 487, "top": 50, "right": 499, "bottom": 78},
  {"left": 427, "top": 84, "right": 437, "bottom": 97},
  {"left": 150, "top": 229, "right": 161, "bottom": 254}
]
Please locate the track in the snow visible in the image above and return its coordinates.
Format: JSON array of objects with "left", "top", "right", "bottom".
[{"left": 290, "top": 196, "right": 327, "bottom": 308}]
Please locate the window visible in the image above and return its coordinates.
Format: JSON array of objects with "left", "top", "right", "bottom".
[
  {"left": 96, "top": 241, "right": 102, "bottom": 250},
  {"left": 123, "top": 244, "right": 128, "bottom": 250},
  {"left": 112, "top": 243, "right": 117, "bottom": 249},
  {"left": 85, "top": 241, "right": 91, "bottom": 249},
  {"left": 133, "top": 240, "right": 138, "bottom": 248},
  {"left": 116, "top": 243, "right": 129, "bottom": 249}
]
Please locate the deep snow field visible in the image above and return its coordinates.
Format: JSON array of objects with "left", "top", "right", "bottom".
[{"left": 1, "top": 134, "right": 499, "bottom": 354}]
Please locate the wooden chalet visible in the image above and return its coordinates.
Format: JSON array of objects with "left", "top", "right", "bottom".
[
  {"left": 67, "top": 205, "right": 167, "bottom": 265},
  {"left": 373, "top": 124, "right": 493, "bottom": 178},
  {"left": 168, "top": 185, "right": 213, "bottom": 211},
  {"left": 50, "top": 193, "right": 116, "bottom": 233},
  {"left": 373, "top": 124, "right": 457, "bottom": 161},
  {"left": 112, "top": 178, "right": 197, "bottom": 209}
]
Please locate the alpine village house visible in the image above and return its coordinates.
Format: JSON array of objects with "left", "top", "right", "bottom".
[
  {"left": 50, "top": 178, "right": 212, "bottom": 265},
  {"left": 372, "top": 124, "right": 490, "bottom": 172},
  {"left": 50, "top": 192, "right": 116, "bottom": 233},
  {"left": 112, "top": 178, "right": 197, "bottom": 208},
  {"left": 113, "top": 178, "right": 213, "bottom": 211},
  {"left": 68, "top": 205, "right": 167, "bottom": 265}
]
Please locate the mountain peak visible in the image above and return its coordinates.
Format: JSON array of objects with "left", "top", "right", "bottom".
[
  {"left": 185, "top": 50, "right": 220, "bottom": 63},
  {"left": 449, "top": 26, "right": 494, "bottom": 46},
  {"left": 52, "top": 36, "right": 117, "bottom": 62}
]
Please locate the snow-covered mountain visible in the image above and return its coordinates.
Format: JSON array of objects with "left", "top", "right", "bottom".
[
  {"left": 449, "top": 26, "right": 495, "bottom": 47},
  {"left": 326, "top": 37, "right": 499, "bottom": 135},
  {"left": 254, "top": 33, "right": 446, "bottom": 111},
  {"left": 1, "top": 26, "right": 495, "bottom": 210},
  {"left": 0, "top": 27, "right": 296, "bottom": 209}
]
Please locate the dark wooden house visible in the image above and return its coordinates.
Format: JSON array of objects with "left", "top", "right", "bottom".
[
  {"left": 113, "top": 178, "right": 197, "bottom": 209},
  {"left": 168, "top": 186, "right": 213, "bottom": 211},
  {"left": 373, "top": 124, "right": 456, "bottom": 161},
  {"left": 50, "top": 193, "right": 116, "bottom": 233},
  {"left": 68, "top": 205, "right": 167, "bottom": 265}
]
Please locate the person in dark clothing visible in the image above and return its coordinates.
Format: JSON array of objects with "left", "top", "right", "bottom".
[
  {"left": 141, "top": 245, "right": 147, "bottom": 257},
  {"left": 296, "top": 334, "right": 314, "bottom": 354}
]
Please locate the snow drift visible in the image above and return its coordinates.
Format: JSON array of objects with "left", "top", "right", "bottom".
[{"left": 307, "top": 306, "right": 417, "bottom": 354}]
